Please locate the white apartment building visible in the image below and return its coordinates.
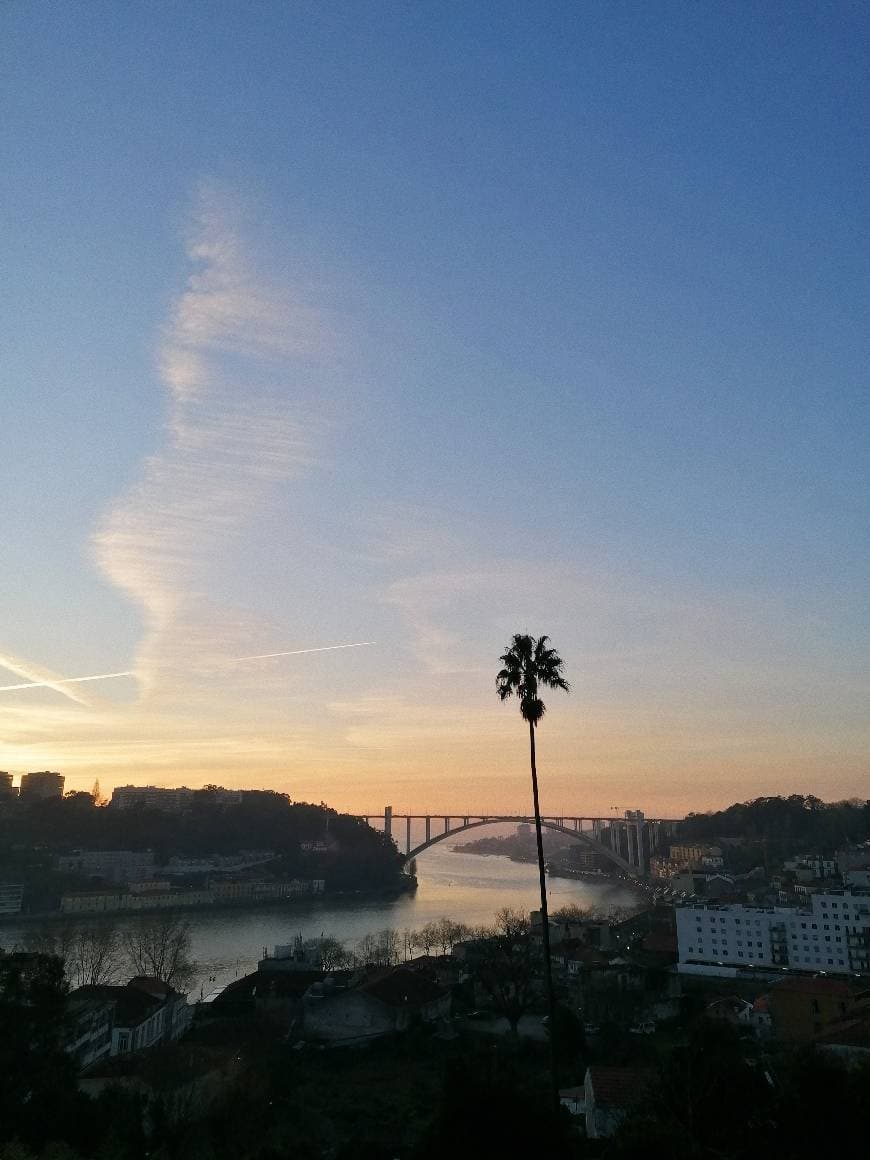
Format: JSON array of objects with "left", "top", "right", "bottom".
[
  {"left": 19, "top": 770, "right": 64, "bottom": 800},
  {"left": 676, "top": 889, "right": 870, "bottom": 976},
  {"left": 110, "top": 785, "right": 196, "bottom": 811},
  {"left": 110, "top": 785, "right": 249, "bottom": 811}
]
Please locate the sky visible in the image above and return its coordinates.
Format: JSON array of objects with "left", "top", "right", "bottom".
[{"left": 1, "top": 2, "right": 868, "bottom": 817}]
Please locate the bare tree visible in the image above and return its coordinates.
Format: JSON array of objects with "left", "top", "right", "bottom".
[
  {"left": 401, "top": 926, "right": 417, "bottom": 961},
  {"left": 551, "top": 903, "right": 593, "bottom": 923},
  {"left": 355, "top": 927, "right": 400, "bottom": 967},
  {"left": 375, "top": 927, "right": 400, "bottom": 965},
  {"left": 430, "top": 917, "right": 470, "bottom": 955},
  {"left": 318, "top": 935, "right": 352, "bottom": 971},
  {"left": 69, "top": 924, "right": 122, "bottom": 987},
  {"left": 121, "top": 913, "right": 195, "bottom": 991},
  {"left": 24, "top": 921, "right": 122, "bottom": 988},
  {"left": 418, "top": 920, "right": 438, "bottom": 955},
  {"left": 23, "top": 921, "right": 79, "bottom": 966}
]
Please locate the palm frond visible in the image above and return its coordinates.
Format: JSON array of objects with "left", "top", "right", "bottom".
[{"left": 496, "top": 633, "right": 569, "bottom": 725}]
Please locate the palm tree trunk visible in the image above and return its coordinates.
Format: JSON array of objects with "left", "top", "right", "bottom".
[{"left": 529, "top": 719, "right": 560, "bottom": 1119}]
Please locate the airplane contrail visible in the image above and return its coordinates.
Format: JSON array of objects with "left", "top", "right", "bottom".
[
  {"left": 0, "top": 642, "right": 376, "bottom": 693},
  {"left": 0, "top": 671, "right": 135, "bottom": 692},
  {"left": 235, "top": 642, "right": 376, "bottom": 662}
]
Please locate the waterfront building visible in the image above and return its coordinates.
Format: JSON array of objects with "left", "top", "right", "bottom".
[
  {"left": 60, "top": 887, "right": 215, "bottom": 914},
  {"left": 676, "top": 889, "right": 870, "bottom": 976},
  {"left": 19, "top": 770, "right": 64, "bottom": 801},
  {"left": 60, "top": 877, "right": 326, "bottom": 914}
]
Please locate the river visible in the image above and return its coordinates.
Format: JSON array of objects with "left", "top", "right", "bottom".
[{"left": 0, "top": 839, "right": 640, "bottom": 997}]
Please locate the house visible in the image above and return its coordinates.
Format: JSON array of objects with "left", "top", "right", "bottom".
[
  {"left": 670, "top": 871, "right": 737, "bottom": 899},
  {"left": 302, "top": 965, "right": 450, "bottom": 1044},
  {"left": 70, "top": 977, "right": 191, "bottom": 1056},
  {"left": 66, "top": 993, "right": 114, "bottom": 1071},
  {"left": 559, "top": 1085, "right": 585, "bottom": 1117},
  {"left": 584, "top": 1066, "right": 649, "bottom": 1138},
  {"left": 561, "top": 946, "right": 643, "bottom": 991},
  {"left": 706, "top": 995, "right": 753, "bottom": 1028},
  {"left": 79, "top": 1038, "right": 244, "bottom": 1123}
]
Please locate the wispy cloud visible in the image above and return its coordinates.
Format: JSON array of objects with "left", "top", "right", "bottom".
[
  {"left": 0, "top": 651, "right": 102, "bottom": 707},
  {"left": 92, "top": 183, "right": 330, "bottom": 698}
]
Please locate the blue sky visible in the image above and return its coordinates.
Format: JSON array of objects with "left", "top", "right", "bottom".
[{"left": 2, "top": 2, "right": 867, "bottom": 814}]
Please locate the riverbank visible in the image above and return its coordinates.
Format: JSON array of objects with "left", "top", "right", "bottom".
[
  {"left": 0, "top": 877, "right": 418, "bottom": 926},
  {"left": 0, "top": 841, "right": 642, "bottom": 997}
]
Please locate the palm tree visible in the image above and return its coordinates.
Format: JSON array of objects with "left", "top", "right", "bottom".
[{"left": 496, "top": 634, "right": 569, "bottom": 1099}]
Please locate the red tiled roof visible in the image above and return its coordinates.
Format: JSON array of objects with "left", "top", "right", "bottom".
[{"left": 587, "top": 1067, "right": 650, "bottom": 1108}]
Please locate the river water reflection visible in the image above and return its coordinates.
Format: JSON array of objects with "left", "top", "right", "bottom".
[{"left": 1, "top": 840, "right": 640, "bottom": 997}]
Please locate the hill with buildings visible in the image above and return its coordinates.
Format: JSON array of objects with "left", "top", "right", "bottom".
[{"left": 0, "top": 784, "right": 408, "bottom": 917}]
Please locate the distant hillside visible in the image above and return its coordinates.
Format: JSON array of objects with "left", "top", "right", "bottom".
[
  {"left": 676, "top": 795, "right": 870, "bottom": 869},
  {"left": 0, "top": 788, "right": 406, "bottom": 910}
]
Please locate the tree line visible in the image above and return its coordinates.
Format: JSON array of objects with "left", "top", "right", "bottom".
[
  {"left": 677, "top": 794, "right": 870, "bottom": 870},
  {"left": 21, "top": 912, "right": 196, "bottom": 991}
]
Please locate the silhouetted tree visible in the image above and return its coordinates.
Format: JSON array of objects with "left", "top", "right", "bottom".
[
  {"left": 122, "top": 913, "right": 194, "bottom": 989},
  {"left": 496, "top": 634, "right": 569, "bottom": 1105},
  {"left": 469, "top": 908, "right": 539, "bottom": 1040},
  {"left": 0, "top": 951, "right": 85, "bottom": 1151}
]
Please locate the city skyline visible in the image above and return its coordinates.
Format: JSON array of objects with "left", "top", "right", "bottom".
[{"left": 2, "top": 4, "right": 868, "bottom": 816}]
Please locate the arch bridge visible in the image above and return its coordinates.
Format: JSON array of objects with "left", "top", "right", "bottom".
[{"left": 356, "top": 808, "right": 680, "bottom": 880}]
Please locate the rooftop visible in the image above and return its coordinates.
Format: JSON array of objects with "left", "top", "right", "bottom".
[{"left": 587, "top": 1067, "right": 651, "bottom": 1108}]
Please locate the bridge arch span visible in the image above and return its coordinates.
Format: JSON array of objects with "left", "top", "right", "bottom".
[{"left": 403, "top": 816, "right": 640, "bottom": 879}]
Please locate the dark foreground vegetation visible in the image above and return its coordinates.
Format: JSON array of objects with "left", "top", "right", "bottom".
[{"left": 4, "top": 923, "right": 870, "bottom": 1160}]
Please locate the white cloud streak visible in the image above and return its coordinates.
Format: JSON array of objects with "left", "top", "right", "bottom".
[
  {"left": 0, "top": 644, "right": 375, "bottom": 695},
  {"left": 0, "top": 651, "right": 102, "bottom": 706},
  {"left": 91, "top": 183, "right": 331, "bottom": 698},
  {"left": 0, "top": 671, "right": 135, "bottom": 693}
]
